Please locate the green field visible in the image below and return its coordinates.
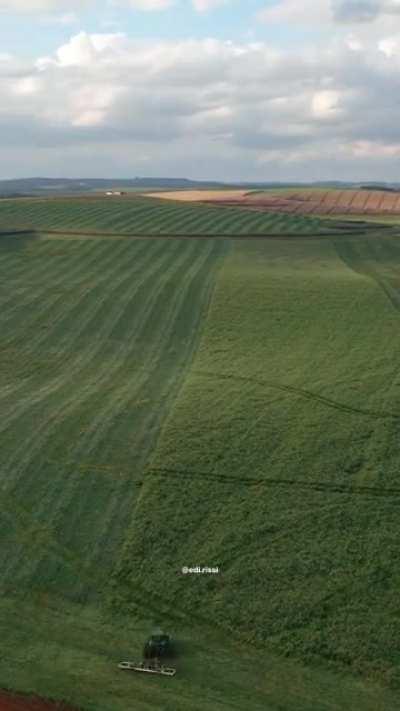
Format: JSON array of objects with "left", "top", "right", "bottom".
[
  {"left": 1, "top": 200, "right": 400, "bottom": 710},
  {"left": 0, "top": 195, "right": 338, "bottom": 236},
  {"left": 115, "top": 237, "right": 400, "bottom": 689}
]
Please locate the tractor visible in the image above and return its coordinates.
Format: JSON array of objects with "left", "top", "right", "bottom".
[{"left": 143, "top": 629, "right": 172, "bottom": 660}]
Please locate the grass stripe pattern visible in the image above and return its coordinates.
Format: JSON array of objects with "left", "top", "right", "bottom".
[
  {"left": 0, "top": 196, "right": 336, "bottom": 236},
  {"left": 0, "top": 233, "right": 228, "bottom": 600}
]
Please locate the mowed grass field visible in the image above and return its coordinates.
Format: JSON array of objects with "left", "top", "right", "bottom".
[
  {"left": 1, "top": 200, "right": 400, "bottom": 710},
  {"left": 0, "top": 233, "right": 227, "bottom": 600},
  {"left": 0, "top": 195, "right": 335, "bottom": 236},
  {"left": 115, "top": 237, "right": 400, "bottom": 691}
]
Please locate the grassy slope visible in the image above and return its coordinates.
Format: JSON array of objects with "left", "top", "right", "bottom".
[
  {"left": 115, "top": 237, "right": 400, "bottom": 691},
  {"left": 1, "top": 226, "right": 400, "bottom": 709},
  {"left": 0, "top": 196, "right": 334, "bottom": 236}
]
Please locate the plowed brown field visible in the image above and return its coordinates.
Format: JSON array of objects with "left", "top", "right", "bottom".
[{"left": 197, "top": 189, "right": 400, "bottom": 216}]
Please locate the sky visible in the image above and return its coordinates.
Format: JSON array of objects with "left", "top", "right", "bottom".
[{"left": 1, "top": 0, "right": 400, "bottom": 181}]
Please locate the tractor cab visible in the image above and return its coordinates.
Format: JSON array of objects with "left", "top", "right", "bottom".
[{"left": 143, "top": 629, "right": 171, "bottom": 659}]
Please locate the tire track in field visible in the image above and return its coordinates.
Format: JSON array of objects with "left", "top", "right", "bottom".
[
  {"left": 148, "top": 466, "right": 400, "bottom": 500},
  {"left": 334, "top": 237, "right": 400, "bottom": 313},
  {"left": 193, "top": 370, "right": 400, "bottom": 420}
]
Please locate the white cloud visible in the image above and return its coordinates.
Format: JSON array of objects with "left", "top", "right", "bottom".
[
  {"left": 259, "top": 0, "right": 331, "bottom": 25},
  {"left": 37, "top": 32, "right": 126, "bottom": 68},
  {"left": 311, "top": 90, "right": 343, "bottom": 119},
  {"left": 192, "top": 0, "right": 229, "bottom": 11},
  {"left": 0, "top": 0, "right": 87, "bottom": 11},
  {"left": 122, "top": 0, "right": 175, "bottom": 9},
  {"left": 378, "top": 35, "right": 400, "bottom": 56},
  {"left": 348, "top": 140, "right": 400, "bottom": 157},
  {"left": 2, "top": 31, "right": 400, "bottom": 179}
]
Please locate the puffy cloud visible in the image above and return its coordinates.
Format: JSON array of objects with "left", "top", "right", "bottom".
[
  {"left": 311, "top": 90, "right": 343, "bottom": 119},
  {"left": 1, "top": 31, "right": 400, "bottom": 179},
  {"left": 36, "top": 32, "right": 127, "bottom": 68}
]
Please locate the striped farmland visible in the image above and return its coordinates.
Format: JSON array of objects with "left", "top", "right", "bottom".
[
  {"left": 0, "top": 234, "right": 228, "bottom": 599},
  {"left": 0, "top": 196, "right": 333, "bottom": 236}
]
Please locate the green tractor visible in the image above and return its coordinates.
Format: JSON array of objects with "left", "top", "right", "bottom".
[{"left": 143, "top": 629, "right": 172, "bottom": 660}]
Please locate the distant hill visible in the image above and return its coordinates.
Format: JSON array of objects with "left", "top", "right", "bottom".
[
  {"left": 1, "top": 177, "right": 400, "bottom": 198},
  {"left": 0, "top": 177, "right": 226, "bottom": 197}
]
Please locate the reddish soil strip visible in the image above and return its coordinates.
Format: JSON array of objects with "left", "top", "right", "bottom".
[
  {"left": 381, "top": 194, "right": 398, "bottom": 210},
  {"left": 199, "top": 189, "right": 400, "bottom": 217},
  {"left": 365, "top": 192, "right": 385, "bottom": 211},
  {"left": 347, "top": 191, "right": 361, "bottom": 209},
  {"left": 320, "top": 190, "right": 343, "bottom": 205},
  {"left": 351, "top": 192, "right": 370, "bottom": 211},
  {"left": 320, "top": 191, "right": 335, "bottom": 205},
  {"left": 0, "top": 691, "right": 78, "bottom": 711},
  {"left": 337, "top": 191, "right": 356, "bottom": 208}
]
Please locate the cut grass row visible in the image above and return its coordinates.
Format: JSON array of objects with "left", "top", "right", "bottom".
[
  {"left": 0, "top": 196, "right": 337, "bottom": 236},
  {"left": 3, "top": 596, "right": 398, "bottom": 711},
  {"left": 0, "top": 234, "right": 228, "bottom": 600}
]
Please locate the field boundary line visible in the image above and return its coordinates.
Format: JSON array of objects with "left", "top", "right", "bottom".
[{"left": 0, "top": 227, "right": 376, "bottom": 240}]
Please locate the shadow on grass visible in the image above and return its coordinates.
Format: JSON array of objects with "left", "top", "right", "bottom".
[{"left": 0, "top": 230, "right": 38, "bottom": 252}]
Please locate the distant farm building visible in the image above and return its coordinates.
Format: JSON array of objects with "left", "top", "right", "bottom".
[{"left": 106, "top": 191, "right": 125, "bottom": 196}]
